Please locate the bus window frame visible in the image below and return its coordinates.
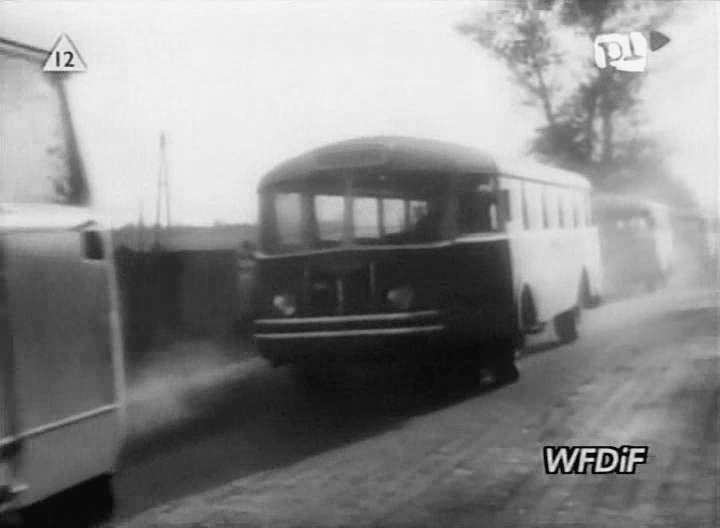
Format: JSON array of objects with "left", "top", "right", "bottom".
[{"left": 497, "top": 175, "right": 521, "bottom": 233}]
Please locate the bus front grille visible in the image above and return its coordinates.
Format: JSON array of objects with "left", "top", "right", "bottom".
[{"left": 307, "top": 265, "right": 373, "bottom": 316}]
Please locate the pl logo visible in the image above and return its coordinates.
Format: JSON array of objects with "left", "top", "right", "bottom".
[{"left": 593, "top": 30, "right": 670, "bottom": 73}]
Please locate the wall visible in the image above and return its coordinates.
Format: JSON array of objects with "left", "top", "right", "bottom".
[{"left": 114, "top": 246, "right": 255, "bottom": 359}]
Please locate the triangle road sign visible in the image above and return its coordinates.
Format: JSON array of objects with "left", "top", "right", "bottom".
[{"left": 43, "top": 34, "right": 87, "bottom": 72}]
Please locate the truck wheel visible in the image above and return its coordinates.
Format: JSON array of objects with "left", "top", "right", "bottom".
[{"left": 554, "top": 307, "right": 579, "bottom": 344}]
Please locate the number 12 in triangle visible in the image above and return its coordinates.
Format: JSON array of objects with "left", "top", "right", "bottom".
[{"left": 43, "top": 34, "right": 87, "bottom": 72}]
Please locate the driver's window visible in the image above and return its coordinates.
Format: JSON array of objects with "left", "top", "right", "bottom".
[{"left": 457, "top": 188, "right": 497, "bottom": 234}]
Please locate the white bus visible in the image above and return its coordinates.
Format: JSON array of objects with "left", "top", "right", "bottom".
[
  {"left": 593, "top": 193, "right": 674, "bottom": 294},
  {"left": 1, "top": 37, "right": 126, "bottom": 519}
]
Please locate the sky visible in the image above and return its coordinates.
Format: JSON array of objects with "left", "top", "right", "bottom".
[{"left": 1, "top": 1, "right": 717, "bottom": 225}]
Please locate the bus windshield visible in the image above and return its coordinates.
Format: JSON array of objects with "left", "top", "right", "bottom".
[
  {"left": 597, "top": 208, "right": 659, "bottom": 234},
  {"left": 263, "top": 171, "right": 450, "bottom": 254}
]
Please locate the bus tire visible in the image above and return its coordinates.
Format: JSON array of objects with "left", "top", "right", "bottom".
[
  {"left": 579, "top": 272, "right": 593, "bottom": 309},
  {"left": 292, "top": 359, "right": 338, "bottom": 397},
  {"left": 492, "top": 338, "right": 520, "bottom": 385},
  {"left": 520, "top": 287, "right": 541, "bottom": 334},
  {"left": 554, "top": 307, "right": 579, "bottom": 344},
  {"left": 16, "top": 474, "right": 115, "bottom": 528},
  {"left": 85, "top": 473, "right": 115, "bottom": 522},
  {"left": 0, "top": 511, "right": 23, "bottom": 528}
]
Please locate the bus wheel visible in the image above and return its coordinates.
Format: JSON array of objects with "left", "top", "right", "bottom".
[
  {"left": 492, "top": 338, "right": 520, "bottom": 385},
  {"left": 554, "top": 307, "right": 579, "bottom": 344},
  {"left": 520, "top": 288, "right": 542, "bottom": 334},
  {"left": 84, "top": 474, "right": 115, "bottom": 522},
  {"left": 292, "top": 359, "right": 338, "bottom": 397},
  {"left": 579, "top": 273, "right": 595, "bottom": 308},
  {"left": 0, "top": 511, "right": 23, "bottom": 528}
]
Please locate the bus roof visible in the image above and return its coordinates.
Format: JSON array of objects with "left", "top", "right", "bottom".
[
  {"left": 495, "top": 157, "right": 591, "bottom": 189},
  {"left": 259, "top": 136, "right": 591, "bottom": 191}
]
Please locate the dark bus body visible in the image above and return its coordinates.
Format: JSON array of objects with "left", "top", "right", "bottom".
[{"left": 253, "top": 137, "right": 601, "bottom": 381}]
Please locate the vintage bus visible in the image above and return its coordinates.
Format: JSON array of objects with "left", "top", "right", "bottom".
[
  {"left": 252, "top": 137, "right": 602, "bottom": 385},
  {"left": 592, "top": 193, "right": 674, "bottom": 294},
  {"left": 1, "top": 38, "right": 126, "bottom": 519}
]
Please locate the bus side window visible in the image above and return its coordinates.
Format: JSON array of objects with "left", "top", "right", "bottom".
[
  {"left": 561, "top": 190, "right": 573, "bottom": 230},
  {"left": 510, "top": 182, "right": 522, "bottom": 229},
  {"left": 499, "top": 177, "right": 522, "bottom": 231},
  {"left": 584, "top": 194, "right": 592, "bottom": 225},
  {"left": 543, "top": 187, "right": 559, "bottom": 229},
  {"left": 573, "top": 193, "right": 582, "bottom": 228},
  {"left": 557, "top": 190, "right": 565, "bottom": 228},
  {"left": 524, "top": 182, "right": 543, "bottom": 230}
]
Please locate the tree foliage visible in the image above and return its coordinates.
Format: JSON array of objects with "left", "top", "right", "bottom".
[{"left": 457, "top": 0, "right": 694, "bottom": 207}]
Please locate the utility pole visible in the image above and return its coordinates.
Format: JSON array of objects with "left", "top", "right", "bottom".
[
  {"left": 137, "top": 197, "right": 145, "bottom": 251},
  {"left": 153, "top": 130, "right": 171, "bottom": 247}
]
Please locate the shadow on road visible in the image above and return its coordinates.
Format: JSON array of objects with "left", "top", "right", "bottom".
[
  {"left": 521, "top": 339, "right": 563, "bottom": 358},
  {"left": 113, "top": 347, "right": 510, "bottom": 522}
]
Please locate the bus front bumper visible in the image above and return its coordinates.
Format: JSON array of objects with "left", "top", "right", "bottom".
[{"left": 253, "top": 311, "right": 447, "bottom": 364}]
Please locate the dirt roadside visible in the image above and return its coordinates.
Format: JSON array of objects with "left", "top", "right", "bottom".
[{"left": 112, "top": 289, "right": 719, "bottom": 528}]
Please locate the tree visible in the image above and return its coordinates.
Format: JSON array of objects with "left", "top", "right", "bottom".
[{"left": 456, "top": 0, "right": 690, "bottom": 205}]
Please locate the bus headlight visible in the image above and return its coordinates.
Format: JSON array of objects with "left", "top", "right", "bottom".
[
  {"left": 386, "top": 286, "right": 414, "bottom": 311},
  {"left": 272, "top": 293, "right": 297, "bottom": 316}
]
